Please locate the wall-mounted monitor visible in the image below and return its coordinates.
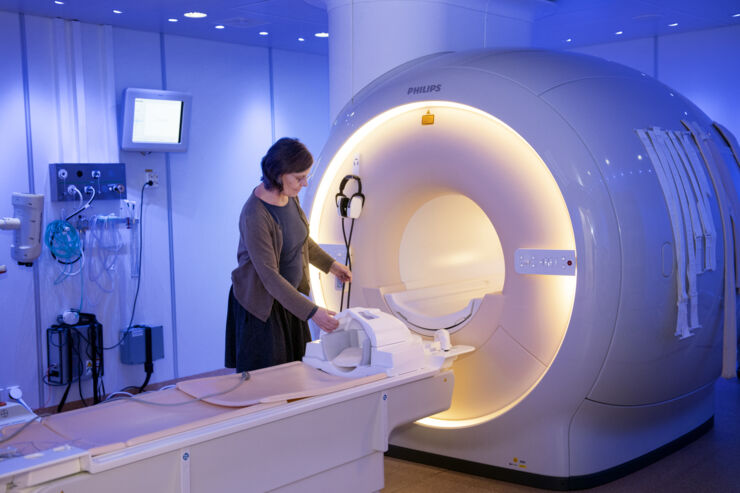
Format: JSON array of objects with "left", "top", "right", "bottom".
[{"left": 121, "top": 88, "right": 192, "bottom": 152}]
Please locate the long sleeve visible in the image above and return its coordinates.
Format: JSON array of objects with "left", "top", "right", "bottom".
[
  {"left": 307, "top": 236, "right": 335, "bottom": 273},
  {"left": 241, "top": 207, "right": 318, "bottom": 320}
]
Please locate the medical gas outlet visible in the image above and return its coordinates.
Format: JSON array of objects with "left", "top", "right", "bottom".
[{"left": 49, "top": 163, "right": 127, "bottom": 201}]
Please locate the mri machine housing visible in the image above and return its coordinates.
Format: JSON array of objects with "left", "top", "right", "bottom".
[{"left": 303, "top": 49, "right": 740, "bottom": 488}]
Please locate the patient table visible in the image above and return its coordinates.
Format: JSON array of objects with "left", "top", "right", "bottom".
[{"left": 0, "top": 309, "right": 465, "bottom": 492}]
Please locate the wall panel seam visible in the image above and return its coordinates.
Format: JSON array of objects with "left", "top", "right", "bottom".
[
  {"left": 18, "top": 12, "right": 45, "bottom": 408},
  {"left": 160, "top": 32, "right": 180, "bottom": 378}
]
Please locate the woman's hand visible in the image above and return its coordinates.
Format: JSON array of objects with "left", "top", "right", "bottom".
[
  {"left": 330, "top": 261, "right": 352, "bottom": 283},
  {"left": 312, "top": 307, "right": 339, "bottom": 333}
]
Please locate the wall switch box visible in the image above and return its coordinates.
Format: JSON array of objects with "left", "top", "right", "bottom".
[{"left": 119, "top": 325, "right": 164, "bottom": 364}]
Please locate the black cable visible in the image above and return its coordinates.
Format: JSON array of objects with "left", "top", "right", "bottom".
[
  {"left": 340, "top": 217, "right": 355, "bottom": 310},
  {"left": 56, "top": 382, "right": 72, "bottom": 413},
  {"left": 340, "top": 221, "right": 347, "bottom": 310},
  {"left": 60, "top": 327, "right": 88, "bottom": 408},
  {"left": 65, "top": 187, "right": 96, "bottom": 221},
  {"left": 139, "top": 326, "right": 154, "bottom": 393},
  {"left": 88, "top": 322, "right": 100, "bottom": 404},
  {"left": 139, "top": 372, "right": 152, "bottom": 393},
  {"left": 104, "top": 183, "right": 150, "bottom": 350},
  {"left": 69, "top": 325, "right": 90, "bottom": 391},
  {"left": 74, "top": 333, "right": 88, "bottom": 408},
  {"left": 346, "top": 218, "right": 355, "bottom": 308},
  {"left": 77, "top": 367, "right": 88, "bottom": 407}
]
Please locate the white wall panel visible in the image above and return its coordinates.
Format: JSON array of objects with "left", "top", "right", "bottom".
[
  {"left": 570, "top": 37, "right": 656, "bottom": 77},
  {"left": 23, "top": 16, "right": 140, "bottom": 407},
  {"left": 658, "top": 25, "right": 740, "bottom": 140},
  {"left": 272, "top": 49, "right": 330, "bottom": 158},
  {"left": 569, "top": 25, "right": 740, "bottom": 140},
  {"left": 0, "top": 11, "right": 40, "bottom": 407},
  {"left": 164, "top": 35, "right": 273, "bottom": 377},
  {"left": 111, "top": 27, "right": 176, "bottom": 389}
]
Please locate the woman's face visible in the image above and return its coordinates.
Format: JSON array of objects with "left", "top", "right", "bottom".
[{"left": 280, "top": 166, "right": 311, "bottom": 197}]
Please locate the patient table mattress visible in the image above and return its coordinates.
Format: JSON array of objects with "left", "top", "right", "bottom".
[{"left": 1, "top": 362, "right": 385, "bottom": 457}]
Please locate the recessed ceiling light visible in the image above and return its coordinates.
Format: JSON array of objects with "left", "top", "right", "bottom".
[
  {"left": 566, "top": 38, "right": 572, "bottom": 43},
  {"left": 315, "top": 32, "right": 329, "bottom": 38},
  {"left": 168, "top": 18, "right": 178, "bottom": 23},
  {"left": 615, "top": 30, "right": 623, "bottom": 35},
  {"left": 113, "top": 9, "right": 122, "bottom": 14},
  {"left": 259, "top": 31, "right": 268, "bottom": 36},
  {"left": 668, "top": 22, "right": 678, "bottom": 27},
  {"left": 298, "top": 37, "right": 305, "bottom": 42},
  {"left": 184, "top": 12, "right": 207, "bottom": 18},
  {"left": 733, "top": 13, "right": 740, "bottom": 18},
  {"left": 54, "top": 1, "right": 64, "bottom": 4},
  {"left": 215, "top": 25, "right": 225, "bottom": 30}
]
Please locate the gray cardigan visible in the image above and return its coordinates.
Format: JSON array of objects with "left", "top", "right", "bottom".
[{"left": 231, "top": 192, "right": 335, "bottom": 322}]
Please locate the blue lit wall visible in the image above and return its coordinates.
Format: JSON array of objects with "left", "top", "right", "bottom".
[
  {"left": 0, "top": 11, "right": 329, "bottom": 408},
  {"left": 571, "top": 24, "right": 740, "bottom": 140}
]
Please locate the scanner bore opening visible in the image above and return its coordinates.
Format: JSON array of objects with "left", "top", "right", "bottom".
[
  {"left": 308, "top": 101, "right": 577, "bottom": 427},
  {"left": 387, "top": 194, "right": 504, "bottom": 335}
]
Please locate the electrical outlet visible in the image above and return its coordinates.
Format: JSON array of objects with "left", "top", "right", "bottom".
[{"left": 145, "top": 169, "right": 159, "bottom": 188}]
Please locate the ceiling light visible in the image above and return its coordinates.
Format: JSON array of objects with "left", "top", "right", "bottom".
[
  {"left": 168, "top": 18, "right": 178, "bottom": 23},
  {"left": 259, "top": 31, "right": 268, "bottom": 36},
  {"left": 184, "top": 12, "right": 207, "bottom": 18},
  {"left": 315, "top": 32, "right": 329, "bottom": 38},
  {"left": 615, "top": 30, "right": 623, "bottom": 35},
  {"left": 298, "top": 37, "right": 305, "bottom": 42},
  {"left": 733, "top": 13, "right": 740, "bottom": 18},
  {"left": 54, "top": 1, "right": 64, "bottom": 4},
  {"left": 215, "top": 25, "right": 225, "bottom": 30},
  {"left": 668, "top": 22, "right": 678, "bottom": 27},
  {"left": 113, "top": 9, "right": 122, "bottom": 14},
  {"left": 566, "top": 38, "right": 572, "bottom": 43}
]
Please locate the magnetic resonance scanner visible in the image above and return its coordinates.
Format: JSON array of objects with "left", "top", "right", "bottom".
[{"left": 301, "top": 49, "right": 740, "bottom": 487}]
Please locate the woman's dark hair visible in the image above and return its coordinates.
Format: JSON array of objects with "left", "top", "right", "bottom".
[{"left": 261, "top": 138, "right": 313, "bottom": 191}]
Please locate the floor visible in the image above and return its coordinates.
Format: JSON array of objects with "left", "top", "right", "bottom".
[{"left": 382, "top": 376, "right": 740, "bottom": 493}]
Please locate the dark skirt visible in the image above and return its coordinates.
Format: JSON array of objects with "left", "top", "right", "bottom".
[{"left": 225, "top": 286, "right": 311, "bottom": 372}]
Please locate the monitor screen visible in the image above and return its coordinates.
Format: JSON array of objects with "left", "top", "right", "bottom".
[{"left": 121, "top": 88, "right": 192, "bottom": 152}]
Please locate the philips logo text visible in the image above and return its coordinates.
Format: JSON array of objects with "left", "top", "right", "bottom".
[{"left": 407, "top": 84, "right": 441, "bottom": 95}]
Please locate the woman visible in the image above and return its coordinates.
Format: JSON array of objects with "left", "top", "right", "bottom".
[{"left": 225, "top": 137, "right": 351, "bottom": 372}]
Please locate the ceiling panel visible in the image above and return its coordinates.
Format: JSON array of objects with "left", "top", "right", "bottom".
[{"left": 0, "top": 0, "right": 737, "bottom": 55}]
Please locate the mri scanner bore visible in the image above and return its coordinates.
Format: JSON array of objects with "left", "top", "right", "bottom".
[{"left": 303, "top": 49, "right": 740, "bottom": 487}]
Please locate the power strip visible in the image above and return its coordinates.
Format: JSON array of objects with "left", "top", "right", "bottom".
[{"left": 0, "top": 402, "right": 36, "bottom": 430}]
